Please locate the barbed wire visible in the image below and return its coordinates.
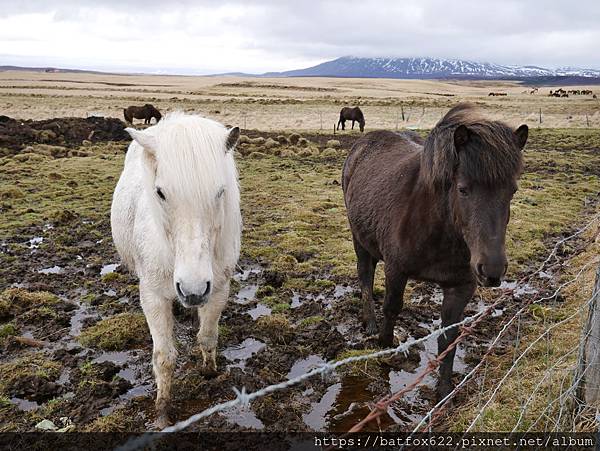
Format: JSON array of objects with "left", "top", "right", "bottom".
[
  {"left": 358, "top": 215, "right": 600, "bottom": 437},
  {"left": 410, "top": 259, "right": 597, "bottom": 438},
  {"left": 116, "top": 302, "right": 492, "bottom": 451},
  {"left": 117, "top": 213, "right": 599, "bottom": 451}
]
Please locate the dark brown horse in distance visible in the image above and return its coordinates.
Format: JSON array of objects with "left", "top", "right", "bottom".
[
  {"left": 342, "top": 103, "right": 528, "bottom": 398},
  {"left": 123, "top": 104, "right": 162, "bottom": 125},
  {"left": 337, "top": 107, "right": 365, "bottom": 132}
]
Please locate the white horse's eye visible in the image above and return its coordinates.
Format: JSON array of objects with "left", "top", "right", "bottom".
[
  {"left": 156, "top": 187, "right": 166, "bottom": 201},
  {"left": 216, "top": 187, "right": 225, "bottom": 199}
]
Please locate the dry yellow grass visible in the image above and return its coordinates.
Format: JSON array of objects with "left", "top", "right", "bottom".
[{"left": 1, "top": 70, "right": 599, "bottom": 129}]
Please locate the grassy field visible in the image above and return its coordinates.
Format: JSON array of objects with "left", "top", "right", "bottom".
[
  {"left": 1, "top": 71, "right": 600, "bottom": 129},
  {"left": 0, "top": 72, "right": 599, "bottom": 433}
]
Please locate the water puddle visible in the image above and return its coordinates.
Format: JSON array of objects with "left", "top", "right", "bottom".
[
  {"left": 291, "top": 291, "right": 326, "bottom": 309},
  {"left": 247, "top": 303, "right": 271, "bottom": 320},
  {"left": 10, "top": 397, "right": 39, "bottom": 411},
  {"left": 287, "top": 355, "right": 326, "bottom": 380},
  {"left": 92, "top": 350, "right": 133, "bottom": 365},
  {"left": 221, "top": 408, "right": 265, "bottom": 429},
  {"left": 303, "top": 383, "right": 341, "bottom": 431},
  {"left": 57, "top": 369, "right": 71, "bottom": 386},
  {"left": 333, "top": 285, "right": 354, "bottom": 299},
  {"left": 222, "top": 338, "right": 266, "bottom": 370},
  {"left": 69, "top": 302, "right": 94, "bottom": 336},
  {"left": 235, "top": 284, "right": 258, "bottom": 305},
  {"left": 100, "top": 263, "right": 120, "bottom": 276},
  {"left": 38, "top": 265, "right": 64, "bottom": 275},
  {"left": 499, "top": 280, "right": 538, "bottom": 299},
  {"left": 233, "top": 266, "right": 261, "bottom": 282},
  {"left": 28, "top": 237, "right": 43, "bottom": 249},
  {"left": 306, "top": 285, "right": 489, "bottom": 431}
]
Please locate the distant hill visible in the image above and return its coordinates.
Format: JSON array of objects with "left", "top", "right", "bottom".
[
  {"left": 5, "top": 58, "right": 600, "bottom": 84},
  {"left": 258, "top": 56, "right": 600, "bottom": 81}
]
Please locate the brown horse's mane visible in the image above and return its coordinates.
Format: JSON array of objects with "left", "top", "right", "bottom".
[{"left": 420, "top": 103, "right": 523, "bottom": 189}]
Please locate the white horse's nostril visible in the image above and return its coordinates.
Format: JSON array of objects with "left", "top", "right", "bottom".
[
  {"left": 203, "top": 281, "right": 211, "bottom": 297},
  {"left": 176, "top": 282, "right": 186, "bottom": 298}
]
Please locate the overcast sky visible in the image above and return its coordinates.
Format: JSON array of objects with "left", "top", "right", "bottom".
[{"left": 1, "top": 0, "right": 599, "bottom": 74}]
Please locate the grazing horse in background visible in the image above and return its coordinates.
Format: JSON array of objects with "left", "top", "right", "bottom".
[
  {"left": 111, "top": 112, "right": 242, "bottom": 427},
  {"left": 337, "top": 106, "right": 365, "bottom": 132},
  {"left": 342, "top": 103, "right": 527, "bottom": 398},
  {"left": 123, "top": 104, "right": 162, "bottom": 125}
]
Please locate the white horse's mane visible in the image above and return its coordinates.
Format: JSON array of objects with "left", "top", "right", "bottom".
[{"left": 140, "top": 112, "right": 237, "bottom": 210}]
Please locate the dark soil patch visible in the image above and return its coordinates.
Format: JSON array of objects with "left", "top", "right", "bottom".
[{"left": 0, "top": 115, "right": 129, "bottom": 152}]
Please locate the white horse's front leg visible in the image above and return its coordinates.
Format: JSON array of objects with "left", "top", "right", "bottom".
[
  {"left": 197, "top": 282, "right": 229, "bottom": 373},
  {"left": 140, "top": 284, "right": 177, "bottom": 429}
]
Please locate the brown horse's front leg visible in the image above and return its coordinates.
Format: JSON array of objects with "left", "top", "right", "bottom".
[
  {"left": 352, "top": 237, "right": 378, "bottom": 335},
  {"left": 437, "top": 281, "right": 476, "bottom": 399},
  {"left": 379, "top": 268, "right": 407, "bottom": 347}
]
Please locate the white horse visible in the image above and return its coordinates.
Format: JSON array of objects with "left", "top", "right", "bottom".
[{"left": 110, "top": 112, "right": 242, "bottom": 428}]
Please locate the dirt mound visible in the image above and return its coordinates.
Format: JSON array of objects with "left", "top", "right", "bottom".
[{"left": 0, "top": 115, "right": 129, "bottom": 151}]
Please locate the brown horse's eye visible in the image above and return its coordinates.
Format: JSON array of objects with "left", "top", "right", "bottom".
[
  {"left": 458, "top": 186, "right": 469, "bottom": 196},
  {"left": 156, "top": 187, "right": 166, "bottom": 201}
]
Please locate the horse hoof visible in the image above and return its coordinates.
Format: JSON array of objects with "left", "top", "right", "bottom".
[
  {"left": 378, "top": 333, "right": 393, "bottom": 348},
  {"left": 155, "top": 412, "right": 172, "bottom": 430},
  {"left": 436, "top": 383, "right": 454, "bottom": 401},
  {"left": 201, "top": 359, "right": 219, "bottom": 378}
]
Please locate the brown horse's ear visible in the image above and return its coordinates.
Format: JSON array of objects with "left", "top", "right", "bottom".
[
  {"left": 225, "top": 127, "right": 240, "bottom": 153},
  {"left": 515, "top": 124, "right": 528, "bottom": 150},
  {"left": 453, "top": 124, "right": 470, "bottom": 150}
]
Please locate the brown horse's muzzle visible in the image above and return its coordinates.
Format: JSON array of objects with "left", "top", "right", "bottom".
[{"left": 474, "top": 260, "right": 507, "bottom": 287}]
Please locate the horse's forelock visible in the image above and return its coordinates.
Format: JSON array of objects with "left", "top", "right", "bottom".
[
  {"left": 421, "top": 104, "right": 523, "bottom": 189},
  {"left": 149, "top": 113, "right": 233, "bottom": 209}
]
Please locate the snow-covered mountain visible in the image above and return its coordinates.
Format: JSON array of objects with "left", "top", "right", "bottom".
[{"left": 260, "top": 57, "right": 600, "bottom": 79}]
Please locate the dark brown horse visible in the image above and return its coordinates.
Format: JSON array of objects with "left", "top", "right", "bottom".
[
  {"left": 342, "top": 103, "right": 527, "bottom": 397},
  {"left": 337, "top": 107, "right": 365, "bottom": 132},
  {"left": 123, "top": 104, "right": 162, "bottom": 125}
]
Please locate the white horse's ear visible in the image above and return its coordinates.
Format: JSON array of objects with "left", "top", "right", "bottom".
[
  {"left": 126, "top": 127, "right": 157, "bottom": 154},
  {"left": 225, "top": 127, "right": 240, "bottom": 153}
]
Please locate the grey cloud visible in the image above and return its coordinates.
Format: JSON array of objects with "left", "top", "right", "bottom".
[{"left": 1, "top": 0, "right": 598, "bottom": 72}]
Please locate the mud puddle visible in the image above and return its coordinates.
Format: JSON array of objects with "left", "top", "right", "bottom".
[
  {"left": 223, "top": 338, "right": 267, "bottom": 370},
  {"left": 297, "top": 285, "right": 508, "bottom": 432}
]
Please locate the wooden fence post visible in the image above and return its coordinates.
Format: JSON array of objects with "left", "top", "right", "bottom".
[{"left": 576, "top": 262, "right": 600, "bottom": 406}]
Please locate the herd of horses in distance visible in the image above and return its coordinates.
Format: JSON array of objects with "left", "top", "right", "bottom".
[
  {"left": 113, "top": 85, "right": 534, "bottom": 426},
  {"left": 490, "top": 87, "right": 596, "bottom": 98},
  {"left": 124, "top": 86, "right": 597, "bottom": 128}
]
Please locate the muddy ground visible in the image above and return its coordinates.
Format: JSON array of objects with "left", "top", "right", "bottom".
[
  {"left": 0, "top": 119, "right": 599, "bottom": 434},
  {"left": 0, "top": 115, "right": 129, "bottom": 153}
]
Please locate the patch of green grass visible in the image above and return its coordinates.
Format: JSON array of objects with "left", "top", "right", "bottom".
[
  {"left": 271, "top": 302, "right": 291, "bottom": 313},
  {"left": 0, "top": 288, "right": 60, "bottom": 320},
  {"left": 0, "top": 353, "right": 61, "bottom": 396},
  {"left": 299, "top": 315, "right": 324, "bottom": 328},
  {"left": 78, "top": 312, "right": 149, "bottom": 351},
  {"left": 218, "top": 324, "right": 232, "bottom": 339},
  {"left": 0, "top": 323, "right": 18, "bottom": 339},
  {"left": 256, "top": 314, "right": 292, "bottom": 343},
  {"left": 335, "top": 348, "right": 382, "bottom": 375},
  {"left": 101, "top": 272, "right": 125, "bottom": 283}
]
